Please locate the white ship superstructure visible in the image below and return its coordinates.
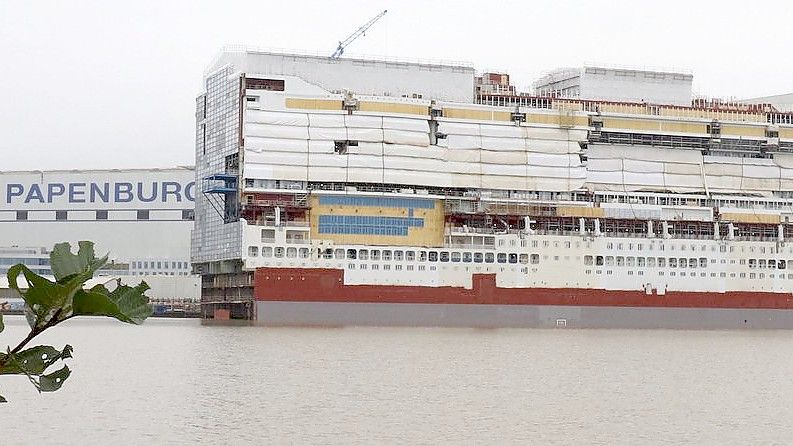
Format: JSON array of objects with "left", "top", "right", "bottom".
[{"left": 193, "top": 48, "right": 793, "bottom": 327}]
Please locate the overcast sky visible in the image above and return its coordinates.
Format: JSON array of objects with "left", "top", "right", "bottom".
[{"left": 2, "top": 0, "right": 791, "bottom": 171}]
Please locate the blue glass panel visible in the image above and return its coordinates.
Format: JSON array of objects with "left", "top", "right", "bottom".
[
  {"left": 319, "top": 195, "right": 434, "bottom": 209},
  {"left": 318, "top": 213, "right": 426, "bottom": 236}
]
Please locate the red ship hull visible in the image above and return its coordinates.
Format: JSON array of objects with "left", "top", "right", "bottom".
[{"left": 253, "top": 267, "right": 793, "bottom": 310}]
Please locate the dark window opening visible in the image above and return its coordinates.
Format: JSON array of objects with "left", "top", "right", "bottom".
[
  {"left": 225, "top": 153, "right": 239, "bottom": 174},
  {"left": 96, "top": 210, "right": 109, "bottom": 220},
  {"left": 334, "top": 140, "right": 358, "bottom": 155},
  {"left": 16, "top": 210, "right": 28, "bottom": 221},
  {"left": 55, "top": 210, "right": 68, "bottom": 221},
  {"left": 137, "top": 210, "right": 150, "bottom": 220},
  {"left": 245, "top": 78, "right": 285, "bottom": 91},
  {"left": 182, "top": 209, "right": 195, "bottom": 221}
]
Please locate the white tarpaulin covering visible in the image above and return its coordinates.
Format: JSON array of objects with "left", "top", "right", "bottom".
[
  {"left": 585, "top": 144, "right": 792, "bottom": 195},
  {"left": 586, "top": 144, "right": 705, "bottom": 193},
  {"left": 242, "top": 106, "right": 793, "bottom": 196},
  {"left": 243, "top": 109, "right": 587, "bottom": 191},
  {"left": 703, "top": 155, "right": 782, "bottom": 195}
]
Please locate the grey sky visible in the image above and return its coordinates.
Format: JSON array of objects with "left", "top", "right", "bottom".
[{"left": 1, "top": 0, "right": 791, "bottom": 171}]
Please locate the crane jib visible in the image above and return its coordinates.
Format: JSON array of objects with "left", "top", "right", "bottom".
[{"left": 330, "top": 9, "right": 388, "bottom": 59}]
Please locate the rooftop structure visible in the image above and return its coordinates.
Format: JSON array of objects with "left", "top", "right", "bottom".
[
  {"left": 475, "top": 72, "right": 515, "bottom": 96},
  {"left": 532, "top": 65, "right": 693, "bottom": 106},
  {"left": 207, "top": 47, "right": 476, "bottom": 102},
  {"left": 740, "top": 93, "right": 793, "bottom": 113}
]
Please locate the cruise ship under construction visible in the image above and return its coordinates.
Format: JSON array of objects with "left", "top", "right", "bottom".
[{"left": 192, "top": 48, "right": 793, "bottom": 328}]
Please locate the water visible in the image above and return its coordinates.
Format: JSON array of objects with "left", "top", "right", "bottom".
[{"left": 2, "top": 315, "right": 793, "bottom": 445}]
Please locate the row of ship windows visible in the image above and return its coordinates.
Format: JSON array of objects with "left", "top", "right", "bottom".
[
  {"left": 248, "top": 245, "right": 793, "bottom": 270},
  {"left": 584, "top": 256, "right": 793, "bottom": 269},
  {"left": 512, "top": 239, "right": 792, "bottom": 255},
  {"left": 129, "top": 271, "right": 192, "bottom": 276},
  {"left": 347, "top": 264, "right": 425, "bottom": 272},
  {"left": 584, "top": 270, "right": 793, "bottom": 280},
  {"left": 342, "top": 264, "right": 534, "bottom": 274},
  {"left": 604, "top": 242, "right": 774, "bottom": 254},
  {"left": 131, "top": 261, "right": 190, "bottom": 270},
  {"left": 248, "top": 246, "right": 540, "bottom": 264}
]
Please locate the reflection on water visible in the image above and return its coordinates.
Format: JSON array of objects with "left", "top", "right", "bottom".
[{"left": 2, "top": 315, "right": 793, "bottom": 444}]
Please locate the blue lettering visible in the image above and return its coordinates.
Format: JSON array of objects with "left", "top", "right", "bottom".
[
  {"left": 137, "top": 182, "right": 157, "bottom": 203},
  {"left": 161, "top": 182, "right": 182, "bottom": 203},
  {"left": 47, "top": 183, "right": 65, "bottom": 203},
  {"left": 90, "top": 183, "right": 109, "bottom": 203},
  {"left": 68, "top": 183, "right": 86, "bottom": 203},
  {"left": 115, "top": 183, "right": 133, "bottom": 202},
  {"left": 25, "top": 184, "right": 44, "bottom": 203},
  {"left": 8, "top": 180, "right": 194, "bottom": 205},
  {"left": 6, "top": 184, "right": 23, "bottom": 204},
  {"left": 185, "top": 181, "right": 195, "bottom": 202}
]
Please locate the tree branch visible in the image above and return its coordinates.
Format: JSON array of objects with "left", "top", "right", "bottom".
[
  {"left": 1, "top": 308, "right": 64, "bottom": 367},
  {"left": 9, "top": 327, "right": 43, "bottom": 356}
]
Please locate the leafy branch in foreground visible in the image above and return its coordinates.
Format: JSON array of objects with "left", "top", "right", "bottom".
[{"left": 0, "top": 241, "right": 152, "bottom": 402}]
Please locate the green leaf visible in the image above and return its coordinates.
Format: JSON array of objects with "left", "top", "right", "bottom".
[
  {"left": 7, "top": 243, "right": 111, "bottom": 327},
  {"left": 50, "top": 241, "right": 107, "bottom": 282},
  {"left": 38, "top": 365, "right": 71, "bottom": 392},
  {"left": 0, "top": 393, "right": 6, "bottom": 403},
  {"left": 7, "top": 264, "right": 64, "bottom": 309},
  {"left": 59, "top": 344, "right": 74, "bottom": 361},
  {"left": 24, "top": 305, "right": 37, "bottom": 330},
  {"left": 0, "top": 313, "right": 4, "bottom": 333},
  {"left": 73, "top": 281, "right": 152, "bottom": 324},
  {"left": 8, "top": 264, "right": 79, "bottom": 328},
  {"left": 0, "top": 345, "right": 72, "bottom": 376}
]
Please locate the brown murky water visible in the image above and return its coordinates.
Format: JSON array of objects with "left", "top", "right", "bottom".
[{"left": 2, "top": 316, "right": 793, "bottom": 445}]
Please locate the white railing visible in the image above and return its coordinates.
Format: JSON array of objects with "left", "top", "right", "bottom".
[{"left": 256, "top": 221, "right": 310, "bottom": 228}]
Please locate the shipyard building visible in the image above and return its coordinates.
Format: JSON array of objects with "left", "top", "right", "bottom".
[
  {"left": 0, "top": 167, "right": 199, "bottom": 300},
  {"left": 194, "top": 48, "right": 793, "bottom": 328}
]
